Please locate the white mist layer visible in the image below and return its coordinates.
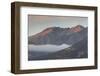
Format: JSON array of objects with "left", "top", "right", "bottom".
[{"left": 28, "top": 44, "right": 71, "bottom": 52}]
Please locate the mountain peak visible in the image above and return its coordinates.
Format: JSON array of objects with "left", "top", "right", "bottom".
[
  {"left": 70, "top": 25, "right": 84, "bottom": 32},
  {"left": 40, "top": 27, "right": 64, "bottom": 36},
  {"left": 40, "top": 27, "right": 53, "bottom": 36},
  {"left": 75, "top": 25, "right": 84, "bottom": 28}
]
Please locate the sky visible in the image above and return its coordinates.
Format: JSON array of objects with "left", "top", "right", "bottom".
[{"left": 28, "top": 15, "right": 88, "bottom": 36}]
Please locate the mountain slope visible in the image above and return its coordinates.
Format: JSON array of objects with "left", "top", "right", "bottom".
[{"left": 50, "top": 37, "right": 88, "bottom": 59}]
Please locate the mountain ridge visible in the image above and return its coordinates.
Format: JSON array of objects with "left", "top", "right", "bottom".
[{"left": 28, "top": 25, "right": 87, "bottom": 45}]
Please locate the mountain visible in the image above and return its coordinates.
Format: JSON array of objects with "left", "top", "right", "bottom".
[
  {"left": 69, "top": 25, "right": 85, "bottom": 32},
  {"left": 28, "top": 37, "right": 88, "bottom": 60},
  {"left": 28, "top": 25, "right": 87, "bottom": 45}
]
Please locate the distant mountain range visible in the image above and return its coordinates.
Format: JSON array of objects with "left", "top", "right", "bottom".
[{"left": 28, "top": 25, "right": 88, "bottom": 45}]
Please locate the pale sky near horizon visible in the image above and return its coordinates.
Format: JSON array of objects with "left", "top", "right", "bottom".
[{"left": 28, "top": 15, "right": 88, "bottom": 36}]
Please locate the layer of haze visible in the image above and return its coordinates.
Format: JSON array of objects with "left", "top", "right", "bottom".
[{"left": 28, "top": 15, "right": 88, "bottom": 36}]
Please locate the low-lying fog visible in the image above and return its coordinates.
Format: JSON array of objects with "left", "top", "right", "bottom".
[{"left": 28, "top": 44, "right": 71, "bottom": 52}]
